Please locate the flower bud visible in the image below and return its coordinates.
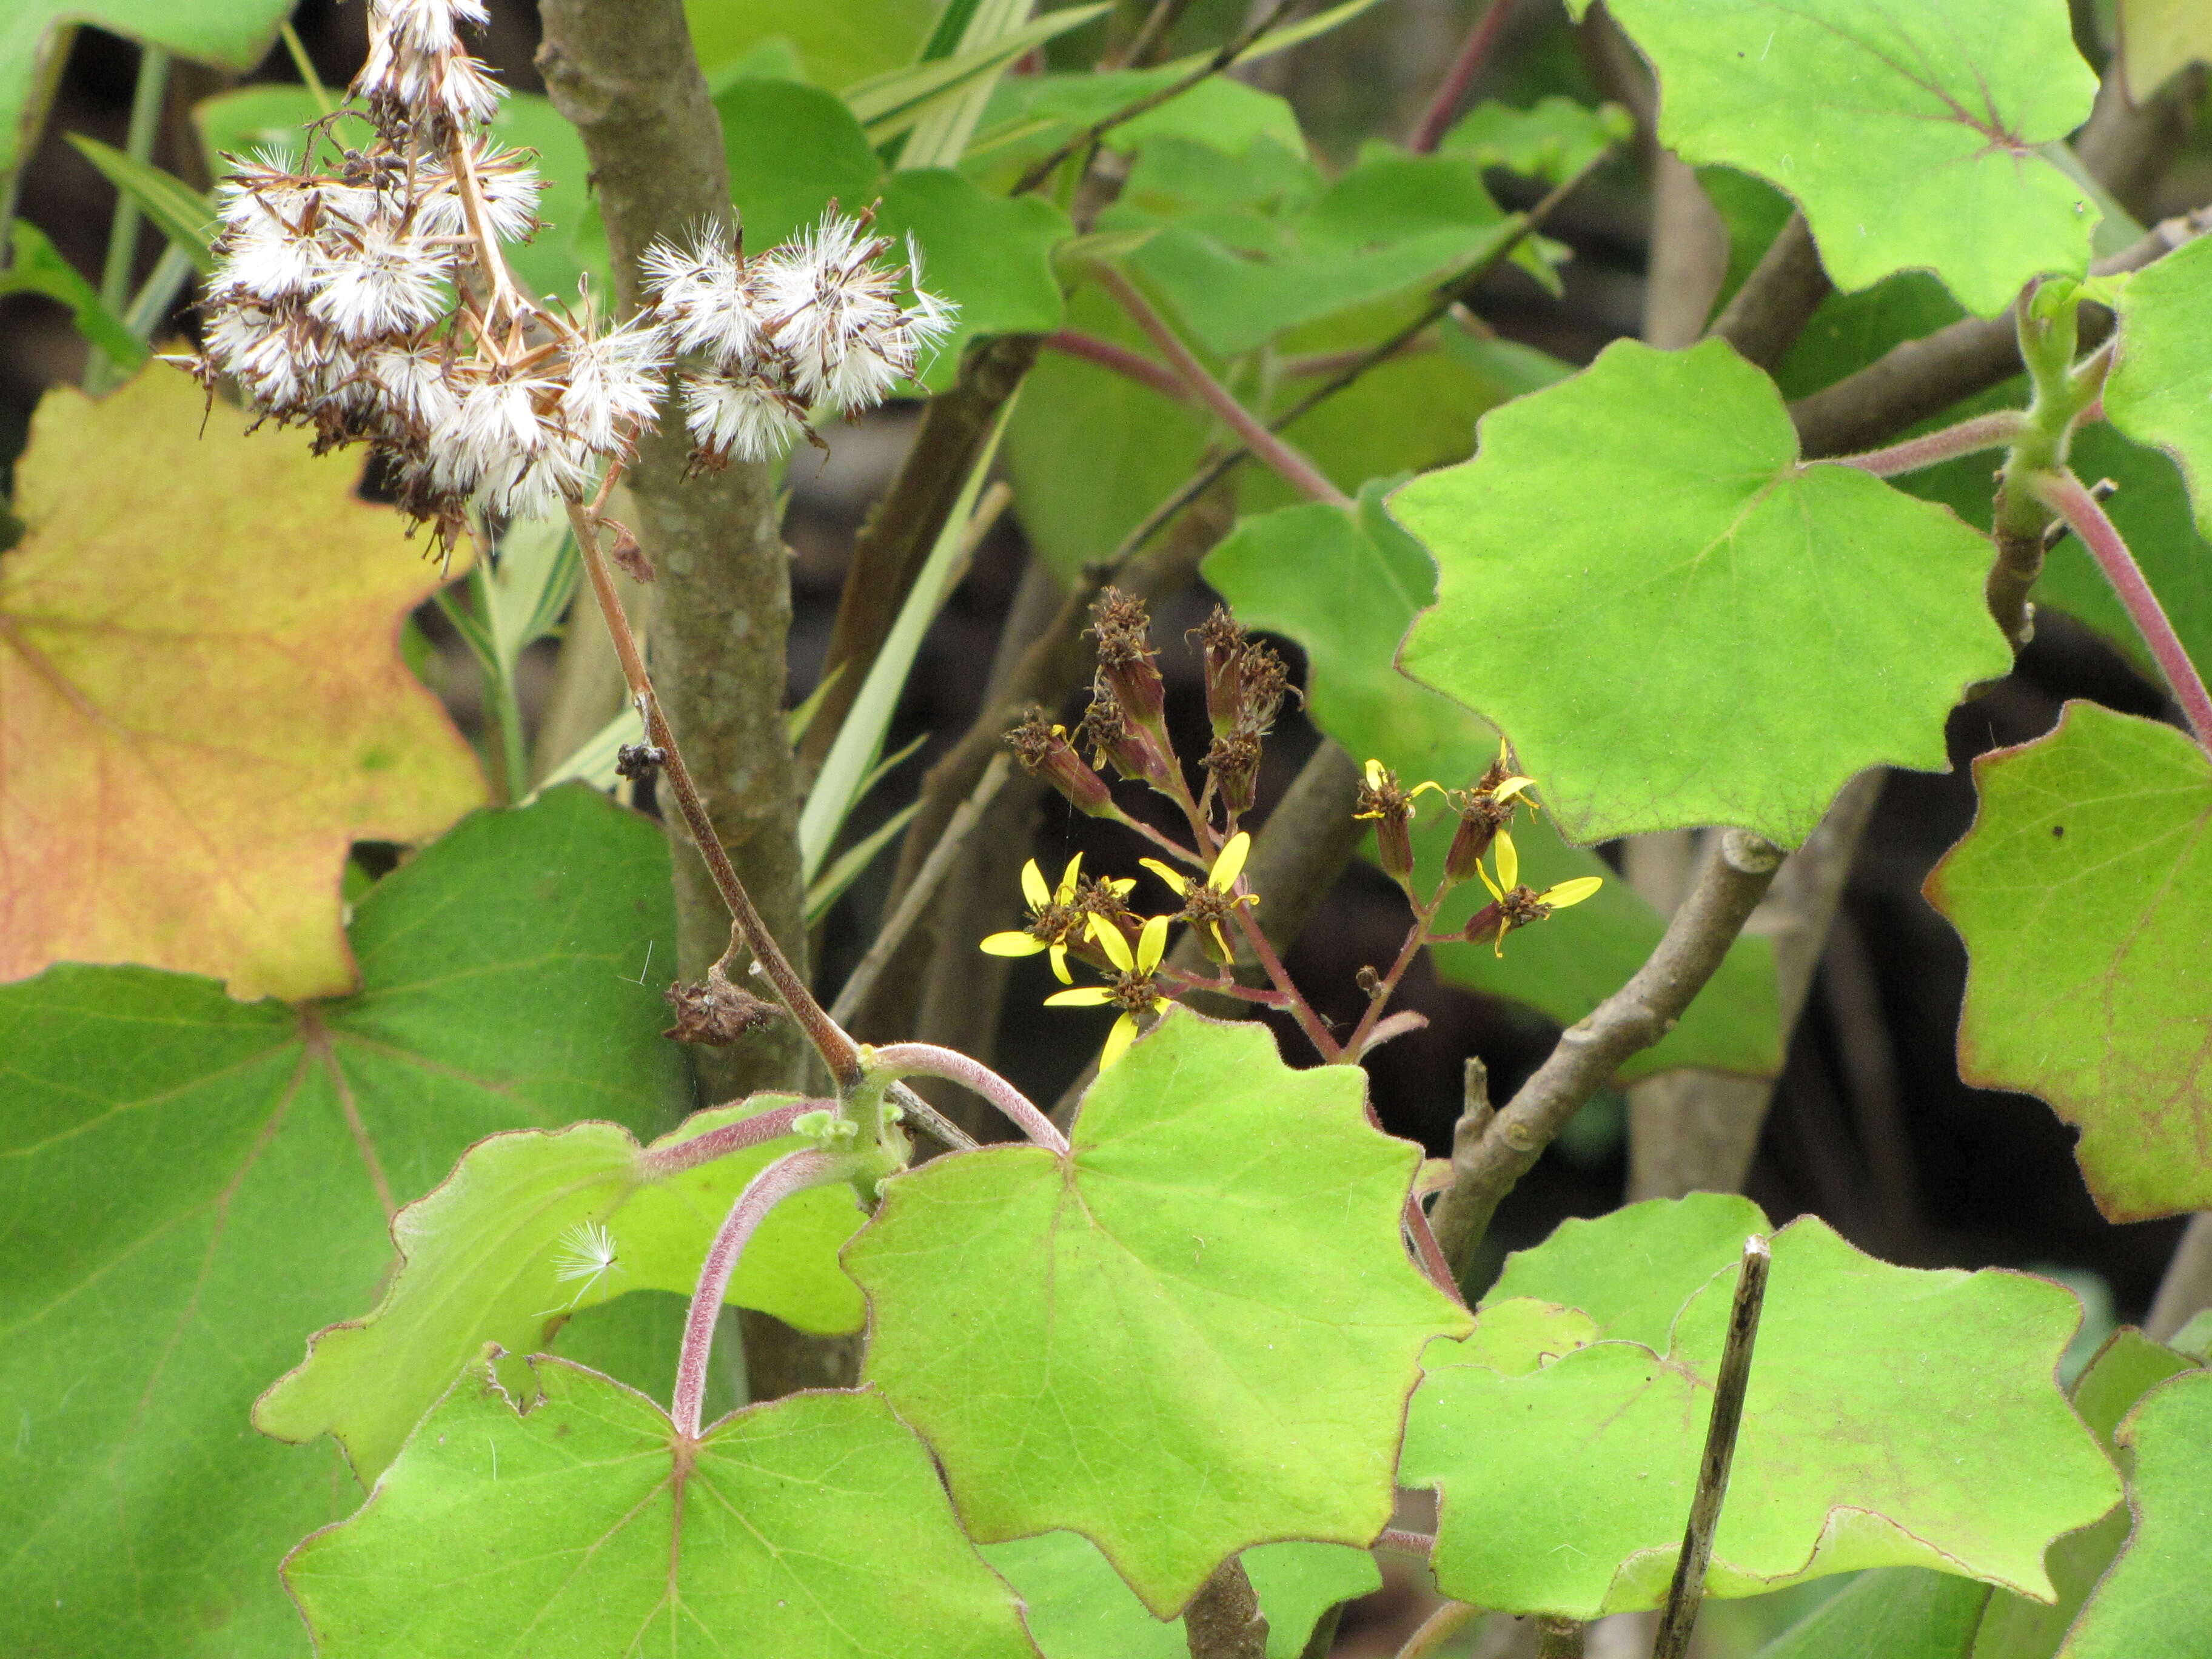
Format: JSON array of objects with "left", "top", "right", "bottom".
[
  {"left": 1007, "top": 713, "right": 1118, "bottom": 818},
  {"left": 1196, "top": 606, "right": 1247, "bottom": 737},
  {"left": 1079, "top": 681, "right": 1178, "bottom": 791},
  {"left": 1355, "top": 759, "right": 1418, "bottom": 885},
  {"left": 1089, "top": 588, "right": 1168, "bottom": 737},
  {"left": 1444, "top": 793, "right": 1512, "bottom": 887}
]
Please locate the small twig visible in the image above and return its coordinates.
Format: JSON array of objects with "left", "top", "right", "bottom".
[
  {"left": 2033, "top": 469, "right": 2212, "bottom": 747},
  {"left": 1651, "top": 1236, "right": 1772, "bottom": 1659},
  {"left": 2040, "top": 475, "right": 2118, "bottom": 553},
  {"left": 1111, "top": 0, "right": 1202, "bottom": 69},
  {"left": 1184, "top": 1556, "right": 1272, "bottom": 1659},
  {"left": 1438, "top": 832, "right": 1783, "bottom": 1259},
  {"left": 1426, "top": 1057, "right": 1495, "bottom": 1283},
  {"left": 1042, "top": 329, "right": 1195, "bottom": 403},
  {"left": 570, "top": 504, "right": 865, "bottom": 1085},
  {"left": 1342, "top": 891, "right": 1446, "bottom": 1060},
  {"left": 1394, "top": 1601, "right": 1479, "bottom": 1659},
  {"left": 869, "top": 1042, "right": 1070, "bottom": 1153},
  {"left": 1093, "top": 264, "right": 1350, "bottom": 508},
  {"left": 1228, "top": 897, "right": 1341, "bottom": 1059},
  {"left": 636, "top": 1099, "right": 820, "bottom": 1179},
  {"left": 831, "top": 756, "right": 1012, "bottom": 1025},
  {"left": 672, "top": 1148, "right": 857, "bottom": 1437},
  {"left": 1829, "top": 409, "right": 2031, "bottom": 478},
  {"left": 1013, "top": 0, "right": 1301, "bottom": 194},
  {"left": 1409, "top": 0, "right": 1513, "bottom": 153}
]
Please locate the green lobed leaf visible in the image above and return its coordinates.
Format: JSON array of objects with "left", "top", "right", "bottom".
[
  {"left": 845, "top": 1008, "right": 1470, "bottom": 1616},
  {"left": 1750, "top": 1570, "right": 1992, "bottom": 1659},
  {"left": 0, "top": 786, "right": 688, "bottom": 1657},
  {"left": 2103, "top": 233, "right": 2212, "bottom": 540},
  {"left": 1394, "top": 337, "right": 2013, "bottom": 846},
  {"left": 2057, "top": 1370, "right": 2212, "bottom": 1657},
  {"left": 719, "top": 76, "right": 884, "bottom": 250},
  {"left": 685, "top": 0, "right": 935, "bottom": 89},
  {"left": 1925, "top": 700, "right": 2212, "bottom": 1221},
  {"left": 983, "top": 1533, "right": 1381, "bottom": 1659},
  {"left": 1440, "top": 96, "right": 1632, "bottom": 186},
  {"left": 1104, "top": 146, "right": 1533, "bottom": 357},
  {"left": 1582, "top": 0, "right": 2100, "bottom": 318},
  {"left": 1969, "top": 1329, "right": 2196, "bottom": 1658},
  {"left": 1402, "top": 1195, "right": 2121, "bottom": 1618},
  {"left": 1202, "top": 485, "right": 1781, "bottom": 1081},
  {"left": 284, "top": 1357, "right": 1039, "bottom": 1658},
  {"left": 255, "top": 1096, "right": 867, "bottom": 1484},
  {"left": 0, "top": 0, "right": 292, "bottom": 181}
]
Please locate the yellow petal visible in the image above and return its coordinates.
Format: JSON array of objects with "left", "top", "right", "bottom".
[
  {"left": 1139, "top": 857, "right": 1191, "bottom": 896},
  {"left": 1050, "top": 942, "right": 1073, "bottom": 984},
  {"left": 1020, "top": 859, "right": 1050, "bottom": 910},
  {"left": 1208, "top": 922, "right": 1230, "bottom": 961},
  {"left": 1541, "top": 876, "right": 1604, "bottom": 909},
  {"left": 1210, "top": 830, "right": 1251, "bottom": 891},
  {"left": 1099, "top": 1013, "right": 1139, "bottom": 1068},
  {"left": 1056, "top": 851, "right": 1085, "bottom": 902},
  {"left": 1407, "top": 780, "right": 1446, "bottom": 803},
  {"left": 1493, "top": 916, "right": 1510, "bottom": 958},
  {"left": 1494, "top": 828, "right": 1519, "bottom": 891},
  {"left": 1044, "top": 987, "right": 1114, "bottom": 1007},
  {"left": 1478, "top": 861, "right": 1504, "bottom": 904},
  {"left": 1107, "top": 876, "right": 1136, "bottom": 896},
  {"left": 1090, "top": 913, "right": 1134, "bottom": 971},
  {"left": 1136, "top": 912, "right": 1170, "bottom": 974},
  {"left": 980, "top": 931, "right": 1045, "bottom": 957},
  {"left": 1493, "top": 776, "right": 1535, "bottom": 803},
  {"left": 1364, "top": 758, "right": 1386, "bottom": 788}
]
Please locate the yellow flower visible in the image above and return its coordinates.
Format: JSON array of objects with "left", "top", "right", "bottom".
[
  {"left": 1139, "top": 830, "right": 1258, "bottom": 962},
  {"left": 978, "top": 854, "right": 1131, "bottom": 984},
  {"left": 1474, "top": 828, "right": 1603, "bottom": 957},
  {"left": 1042, "top": 911, "right": 1173, "bottom": 1068}
]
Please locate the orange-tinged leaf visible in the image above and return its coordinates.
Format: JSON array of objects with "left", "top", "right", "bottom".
[{"left": 0, "top": 366, "right": 485, "bottom": 1000}]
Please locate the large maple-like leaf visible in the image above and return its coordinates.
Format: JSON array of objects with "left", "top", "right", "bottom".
[
  {"left": 284, "top": 1358, "right": 1041, "bottom": 1658},
  {"left": 0, "top": 367, "right": 484, "bottom": 999},
  {"left": 845, "top": 1008, "right": 1470, "bottom": 1617},
  {"left": 0, "top": 788, "right": 688, "bottom": 1658},
  {"left": 1392, "top": 338, "right": 2011, "bottom": 846},
  {"left": 1572, "top": 0, "right": 2099, "bottom": 318},
  {"left": 2059, "top": 1370, "right": 2212, "bottom": 1657},
  {"left": 1925, "top": 700, "right": 2212, "bottom": 1221},
  {"left": 1401, "top": 1196, "right": 2119, "bottom": 1618}
]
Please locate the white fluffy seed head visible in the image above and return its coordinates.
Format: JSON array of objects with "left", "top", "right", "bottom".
[
  {"left": 640, "top": 224, "right": 768, "bottom": 367},
  {"left": 417, "top": 141, "right": 543, "bottom": 243},
  {"left": 308, "top": 220, "right": 453, "bottom": 343},
  {"left": 679, "top": 366, "right": 804, "bottom": 466},
  {"left": 557, "top": 317, "right": 669, "bottom": 452}
]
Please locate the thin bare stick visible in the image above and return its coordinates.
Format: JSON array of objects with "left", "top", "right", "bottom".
[
  {"left": 1013, "top": 0, "right": 1299, "bottom": 194},
  {"left": 1342, "top": 894, "right": 1446, "bottom": 1059},
  {"left": 1043, "top": 329, "right": 1195, "bottom": 403},
  {"left": 637, "top": 1099, "right": 820, "bottom": 1179},
  {"left": 2033, "top": 470, "right": 2212, "bottom": 747},
  {"left": 673, "top": 1148, "right": 857, "bottom": 1437},
  {"left": 870, "top": 1042, "right": 1070, "bottom": 1153},
  {"left": 1093, "top": 264, "right": 1351, "bottom": 508},
  {"left": 569, "top": 503, "right": 866, "bottom": 1085},
  {"left": 1395, "top": 1600, "right": 1479, "bottom": 1659},
  {"left": 1830, "top": 410, "right": 2031, "bottom": 478},
  {"left": 1409, "top": 0, "right": 1513, "bottom": 153},
  {"left": 1652, "top": 1236, "right": 1772, "bottom": 1659},
  {"left": 832, "top": 755, "right": 1013, "bottom": 1025}
]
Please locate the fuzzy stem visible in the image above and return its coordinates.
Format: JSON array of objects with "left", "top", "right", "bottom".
[
  {"left": 1652, "top": 1236, "right": 1772, "bottom": 1659},
  {"left": 868, "top": 1042, "right": 1069, "bottom": 1152},
  {"left": 1094, "top": 264, "right": 1350, "bottom": 508},
  {"left": 1341, "top": 894, "right": 1444, "bottom": 1061},
  {"left": 1043, "top": 328, "right": 1195, "bottom": 403},
  {"left": 1229, "top": 897, "right": 1340, "bottom": 1059},
  {"left": 1394, "top": 1601, "right": 1478, "bottom": 1659},
  {"left": 1408, "top": 0, "right": 1513, "bottom": 153},
  {"left": 1375, "top": 1528, "right": 1436, "bottom": 1557},
  {"left": 635, "top": 1099, "right": 819, "bottom": 1181},
  {"left": 569, "top": 503, "right": 866, "bottom": 1085},
  {"left": 1159, "top": 965, "right": 1292, "bottom": 1006},
  {"left": 2033, "top": 471, "right": 2212, "bottom": 746},
  {"left": 672, "top": 1148, "right": 856, "bottom": 1437},
  {"left": 1404, "top": 1190, "right": 1466, "bottom": 1305},
  {"left": 1829, "top": 410, "right": 2031, "bottom": 478}
]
